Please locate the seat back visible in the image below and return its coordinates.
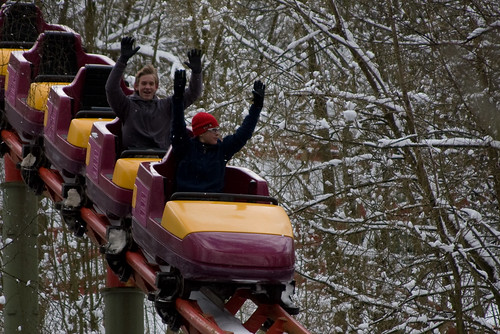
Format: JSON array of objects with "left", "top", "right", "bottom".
[
  {"left": 106, "top": 118, "right": 123, "bottom": 160},
  {"left": 0, "top": 3, "right": 39, "bottom": 48},
  {"left": 224, "top": 166, "right": 270, "bottom": 196},
  {"left": 79, "top": 64, "right": 113, "bottom": 111},
  {"left": 34, "top": 31, "right": 78, "bottom": 82},
  {"left": 151, "top": 129, "right": 194, "bottom": 199},
  {"left": 153, "top": 148, "right": 179, "bottom": 200}
]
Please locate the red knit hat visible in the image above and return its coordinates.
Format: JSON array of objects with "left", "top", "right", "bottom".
[{"left": 192, "top": 112, "right": 219, "bottom": 136}]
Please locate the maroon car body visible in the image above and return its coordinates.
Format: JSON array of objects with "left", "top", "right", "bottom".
[
  {"left": 0, "top": 2, "right": 70, "bottom": 106},
  {"left": 4, "top": 30, "right": 112, "bottom": 142},
  {"left": 131, "top": 151, "right": 295, "bottom": 283},
  {"left": 43, "top": 64, "right": 130, "bottom": 178},
  {"left": 85, "top": 119, "right": 131, "bottom": 218}
]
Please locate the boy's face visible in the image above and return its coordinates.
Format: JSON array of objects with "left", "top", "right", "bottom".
[
  {"left": 199, "top": 127, "right": 220, "bottom": 145},
  {"left": 134, "top": 74, "right": 158, "bottom": 100}
]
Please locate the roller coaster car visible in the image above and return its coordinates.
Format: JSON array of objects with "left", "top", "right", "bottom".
[
  {"left": 0, "top": 2, "right": 70, "bottom": 109},
  {"left": 85, "top": 118, "right": 166, "bottom": 219},
  {"left": 131, "top": 150, "right": 295, "bottom": 306},
  {"left": 44, "top": 63, "right": 124, "bottom": 179},
  {"left": 4, "top": 30, "right": 111, "bottom": 142}
]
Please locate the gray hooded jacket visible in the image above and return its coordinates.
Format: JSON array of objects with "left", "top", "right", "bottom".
[{"left": 105, "top": 60, "right": 202, "bottom": 150}]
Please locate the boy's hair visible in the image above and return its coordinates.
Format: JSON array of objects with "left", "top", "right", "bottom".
[{"left": 135, "top": 64, "right": 159, "bottom": 86}]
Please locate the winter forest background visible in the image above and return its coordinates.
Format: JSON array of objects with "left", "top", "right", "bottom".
[{"left": 0, "top": 0, "right": 499, "bottom": 333}]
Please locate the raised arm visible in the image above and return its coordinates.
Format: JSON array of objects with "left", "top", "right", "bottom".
[
  {"left": 170, "top": 70, "right": 190, "bottom": 154},
  {"left": 222, "top": 80, "right": 265, "bottom": 159},
  {"left": 182, "top": 49, "right": 203, "bottom": 107},
  {"left": 105, "top": 37, "right": 140, "bottom": 118}
]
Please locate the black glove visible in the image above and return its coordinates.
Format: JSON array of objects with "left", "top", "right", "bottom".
[
  {"left": 184, "top": 49, "right": 202, "bottom": 74},
  {"left": 119, "top": 36, "right": 140, "bottom": 63},
  {"left": 252, "top": 80, "right": 265, "bottom": 108},
  {"left": 173, "top": 69, "right": 186, "bottom": 99}
]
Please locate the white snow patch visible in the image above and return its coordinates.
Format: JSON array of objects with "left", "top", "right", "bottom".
[
  {"left": 318, "top": 118, "right": 329, "bottom": 129},
  {"left": 106, "top": 229, "right": 128, "bottom": 254},
  {"left": 64, "top": 189, "right": 81, "bottom": 208},
  {"left": 20, "top": 153, "right": 36, "bottom": 167},
  {"left": 343, "top": 109, "right": 357, "bottom": 121},
  {"left": 461, "top": 208, "right": 482, "bottom": 220}
]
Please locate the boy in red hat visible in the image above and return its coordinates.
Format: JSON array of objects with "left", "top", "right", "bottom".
[
  {"left": 191, "top": 112, "right": 220, "bottom": 145},
  {"left": 170, "top": 70, "right": 265, "bottom": 193}
]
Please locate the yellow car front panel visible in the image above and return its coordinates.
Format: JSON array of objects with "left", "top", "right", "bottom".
[
  {"left": 27, "top": 81, "right": 70, "bottom": 113},
  {"left": 0, "top": 48, "right": 21, "bottom": 76},
  {"left": 67, "top": 118, "right": 113, "bottom": 148},
  {"left": 112, "top": 158, "right": 161, "bottom": 190},
  {"left": 162, "top": 200, "right": 294, "bottom": 239}
]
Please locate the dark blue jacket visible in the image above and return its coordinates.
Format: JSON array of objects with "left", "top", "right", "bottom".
[{"left": 171, "top": 98, "right": 261, "bottom": 192}]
